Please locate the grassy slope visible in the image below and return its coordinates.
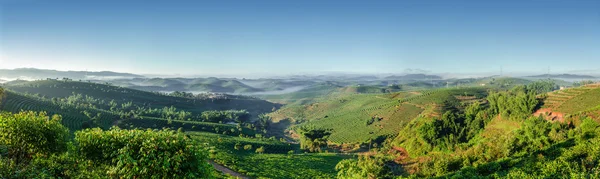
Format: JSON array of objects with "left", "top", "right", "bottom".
[
  {"left": 4, "top": 80, "right": 280, "bottom": 117},
  {"left": 272, "top": 88, "right": 488, "bottom": 144}
]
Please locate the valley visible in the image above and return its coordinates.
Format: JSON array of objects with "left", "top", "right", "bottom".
[{"left": 2, "top": 70, "right": 600, "bottom": 178}]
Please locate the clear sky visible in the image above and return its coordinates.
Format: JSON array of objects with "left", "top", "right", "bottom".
[{"left": 1, "top": 0, "right": 599, "bottom": 76}]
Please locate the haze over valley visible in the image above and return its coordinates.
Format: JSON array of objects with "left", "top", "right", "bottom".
[{"left": 1, "top": 0, "right": 600, "bottom": 178}]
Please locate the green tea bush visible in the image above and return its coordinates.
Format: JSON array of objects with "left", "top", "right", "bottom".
[
  {"left": 76, "top": 128, "right": 213, "bottom": 178},
  {"left": 0, "top": 111, "right": 69, "bottom": 163}
]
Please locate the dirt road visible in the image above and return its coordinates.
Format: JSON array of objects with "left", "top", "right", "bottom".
[{"left": 209, "top": 160, "right": 248, "bottom": 179}]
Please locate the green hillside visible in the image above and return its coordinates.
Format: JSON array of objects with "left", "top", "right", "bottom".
[
  {"left": 190, "top": 132, "right": 349, "bottom": 179},
  {"left": 108, "top": 77, "right": 263, "bottom": 93},
  {"left": 4, "top": 79, "right": 279, "bottom": 117},
  {"left": 0, "top": 90, "right": 118, "bottom": 131},
  {"left": 543, "top": 84, "right": 600, "bottom": 114},
  {"left": 256, "top": 82, "right": 343, "bottom": 104},
  {"left": 271, "top": 87, "right": 488, "bottom": 144}
]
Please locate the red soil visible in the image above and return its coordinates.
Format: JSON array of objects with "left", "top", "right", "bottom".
[{"left": 534, "top": 108, "right": 565, "bottom": 122}]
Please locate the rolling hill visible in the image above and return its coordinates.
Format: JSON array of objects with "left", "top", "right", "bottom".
[
  {"left": 525, "top": 73, "right": 597, "bottom": 79},
  {"left": 270, "top": 87, "right": 488, "bottom": 144},
  {"left": 384, "top": 74, "right": 442, "bottom": 80},
  {"left": 105, "top": 77, "right": 263, "bottom": 93},
  {"left": 2, "top": 79, "right": 280, "bottom": 117},
  {"left": 0, "top": 68, "right": 142, "bottom": 80}
]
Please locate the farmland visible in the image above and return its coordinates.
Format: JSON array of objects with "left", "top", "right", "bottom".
[
  {"left": 271, "top": 87, "right": 489, "bottom": 144},
  {"left": 0, "top": 90, "right": 118, "bottom": 131},
  {"left": 550, "top": 86, "right": 600, "bottom": 114},
  {"left": 189, "top": 132, "right": 349, "bottom": 179}
]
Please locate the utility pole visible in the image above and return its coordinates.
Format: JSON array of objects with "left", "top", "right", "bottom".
[{"left": 547, "top": 66, "right": 550, "bottom": 80}]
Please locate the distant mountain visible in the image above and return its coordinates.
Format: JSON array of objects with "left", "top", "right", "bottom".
[
  {"left": 525, "top": 74, "right": 597, "bottom": 79},
  {"left": 105, "top": 77, "right": 263, "bottom": 93},
  {"left": 0, "top": 68, "right": 143, "bottom": 80},
  {"left": 384, "top": 74, "right": 442, "bottom": 80}
]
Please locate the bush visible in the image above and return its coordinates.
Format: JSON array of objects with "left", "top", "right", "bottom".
[
  {"left": 244, "top": 144, "right": 253, "bottom": 150},
  {"left": 256, "top": 146, "right": 265, "bottom": 154},
  {"left": 75, "top": 128, "right": 213, "bottom": 178},
  {"left": 0, "top": 111, "right": 69, "bottom": 163}
]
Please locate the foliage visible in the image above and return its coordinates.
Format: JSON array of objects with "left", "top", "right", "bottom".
[
  {"left": 298, "top": 125, "right": 333, "bottom": 152},
  {"left": 0, "top": 111, "right": 69, "bottom": 163},
  {"left": 526, "top": 80, "right": 558, "bottom": 94},
  {"left": 0, "top": 111, "right": 214, "bottom": 178},
  {"left": 487, "top": 85, "right": 539, "bottom": 120},
  {"left": 200, "top": 110, "right": 250, "bottom": 123},
  {"left": 335, "top": 155, "right": 396, "bottom": 179},
  {"left": 76, "top": 128, "right": 213, "bottom": 178},
  {"left": 417, "top": 102, "right": 489, "bottom": 150},
  {"left": 190, "top": 132, "right": 347, "bottom": 179}
]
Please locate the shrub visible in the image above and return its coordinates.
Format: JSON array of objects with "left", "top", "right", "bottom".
[
  {"left": 0, "top": 111, "right": 69, "bottom": 163},
  {"left": 75, "top": 128, "right": 213, "bottom": 178},
  {"left": 256, "top": 146, "right": 265, "bottom": 154},
  {"left": 244, "top": 144, "right": 253, "bottom": 150}
]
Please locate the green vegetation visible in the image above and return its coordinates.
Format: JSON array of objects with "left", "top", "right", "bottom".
[
  {"left": 189, "top": 131, "right": 349, "bottom": 178},
  {"left": 4, "top": 79, "right": 279, "bottom": 116},
  {"left": 298, "top": 125, "right": 333, "bottom": 152},
  {"left": 336, "top": 83, "right": 600, "bottom": 178},
  {"left": 257, "top": 82, "right": 343, "bottom": 104},
  {"left": 554, "top": 88, "right": 600, "bottom": 114},
  {"left": 2, "top": 76, "right": 600, "bottom": 178},
  {"left": 200, "top": 110, "right": 250, "bottom": 123},
  {"left": 0, "top": 111, "right": 213, "bottom": 178},
  {"left": 1, "top": 91, "right": 119, "bottom": 130}
]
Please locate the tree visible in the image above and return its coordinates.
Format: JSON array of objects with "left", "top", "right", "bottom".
[
  {"left": 257, "top": 114, "right": 271, "bottom": 129},
  {"left": 298, "top": 125, "right": 333, "bottom": 152}
]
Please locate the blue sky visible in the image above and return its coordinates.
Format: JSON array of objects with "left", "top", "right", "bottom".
[{"left": 1, "top": 0, "right": 599, "bottom": 76}]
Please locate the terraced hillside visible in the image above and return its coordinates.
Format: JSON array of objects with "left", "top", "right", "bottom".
[
  {"left": 538, "top": 83, "right": 600, "bottom": 121},
  {"left": 273, "top": 87, "right": 488, "bottom": 144},
  {"left": 256, "top": 82, "right": 343, "bottom": 104},
  {"left": 4, "top": 80, "right": 280, "bottom": 117},
  {"left": 546, "top": 84, "right": 600, "bottom": 112},
  {"left": 0, "top": 90, "right": 118, "bottom": 131}
]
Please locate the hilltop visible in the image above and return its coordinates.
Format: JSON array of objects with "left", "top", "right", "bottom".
[
  {"left": 105, "top": 77, "right": 264, "bottom": 94},
  {"left": 384, "top": 74, "right": 442, "bottom": 80},
  {"left": 2, "top": 79, "right": 280, "bottom": 117},
  {"left": 525, "top": 73, "right": 597, "bottom": 79},
  {"left": 0, "top": 68, "right": 142, "bottom": 80}
]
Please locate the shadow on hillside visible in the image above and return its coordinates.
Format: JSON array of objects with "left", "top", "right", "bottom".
[{"left": 268, "top": 118, "right": 296, "bottom": 143}]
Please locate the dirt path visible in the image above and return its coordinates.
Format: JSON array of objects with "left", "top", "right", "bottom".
[{"left": 209, "top": 160, "right": 248, "bottom": 179}]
